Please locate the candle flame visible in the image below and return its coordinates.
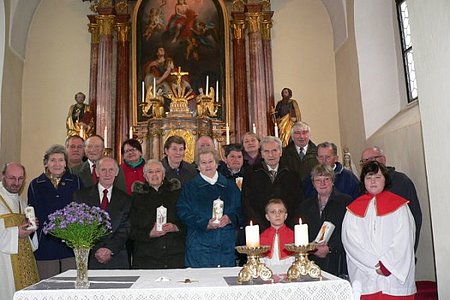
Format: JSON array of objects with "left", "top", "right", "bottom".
[
  {"left": 250, "top": 220, "right": 253, "bottom": 226},
  {"left": 299, "top": 218, "right": 302, "bottom": 225}
]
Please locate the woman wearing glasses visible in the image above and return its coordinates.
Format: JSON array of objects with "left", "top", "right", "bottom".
[
  {"left": 298, "top": 164, "right": 352, "bottom": 276},
  {"left": 120, "top": 139, "right": 146, "bottom": 195}
]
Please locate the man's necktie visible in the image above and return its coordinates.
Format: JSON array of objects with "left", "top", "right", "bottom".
[
  {"left": 92, "top": 164, "right": 98, "bottom": 184},
  {"left": 299, "top": 147, "right": 305, "bottom": 160},
  {"left": 269, "top": 170, "right": 277, "bottom": 183},
  {"left": 101, "top": 189, "right": 109, "bottom": 210}
]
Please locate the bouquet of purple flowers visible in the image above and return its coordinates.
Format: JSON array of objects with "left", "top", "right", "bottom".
[{"left": 43, "top": 202, "right": 112, "bottom": 249}]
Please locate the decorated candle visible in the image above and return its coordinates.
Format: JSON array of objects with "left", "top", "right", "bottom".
[
  {"left": 294, "top": 218, "right": 309, "bottom": 246},
  {"left": 245, "top": 221, "right": 260, "bottom": 247},
  {"left": 212, "top": 198, "right": 224, "bottom": 223},
  {"left": 156, "top": 205, "right": 167, "bottom": 231}
]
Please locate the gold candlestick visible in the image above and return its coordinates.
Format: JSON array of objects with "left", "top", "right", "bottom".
[
  {"left": 285, "top": 243, "right": 322, "bottom": 281},
  {"left": 235, "top": 245, "right": 273, "bottom": 284}
]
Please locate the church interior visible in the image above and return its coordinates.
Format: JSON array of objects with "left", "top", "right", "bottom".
[{"left": 1, "top": 0, "right": 449, "bottom": 296}]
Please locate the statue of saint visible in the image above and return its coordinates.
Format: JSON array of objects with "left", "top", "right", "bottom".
[
  {"left": 272, "top": 88, "right": 301, "bottom": 147},
  {"left": 66, "top": 92, "right": 94, "bottom": 139}
]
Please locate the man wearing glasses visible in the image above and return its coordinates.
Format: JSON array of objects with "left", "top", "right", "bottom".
[{"left": 361, "top": 146, "right": 422, "bottom": 252}]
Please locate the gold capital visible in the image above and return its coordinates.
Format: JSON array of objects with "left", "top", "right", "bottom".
[
  {"left": 96, "top": 15, "right": 116, "bottom": 36},
  {"left": 261, "top": 14, "right": 272, "bottom": 40},
  {"left": 231, "top": 20, "right": 246, "bottom": 40},
  {"left": 115, "top": 22, "right": 130, "bottom": 42},
  {"left": 88, "top": 23, "right": 100, "bottom": 44},
  {"left": 246, "top": 12, "right": 261, "bottom": 33}
]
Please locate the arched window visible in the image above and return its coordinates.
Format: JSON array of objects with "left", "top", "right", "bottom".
[{"left": 396, "top": 0, "right": 418, "bottom": 102}]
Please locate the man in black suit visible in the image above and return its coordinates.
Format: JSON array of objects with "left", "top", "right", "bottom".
[
  {"left": 74, "top": 157, "right": 131, "bottom": 269},
  {"left": 72, "top": 135, "right": 126, "bottom": 192}
]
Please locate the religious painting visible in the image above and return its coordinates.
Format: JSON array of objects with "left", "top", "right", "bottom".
[{"left": 132, "top": 0, "right": 228, "bottom": 123}]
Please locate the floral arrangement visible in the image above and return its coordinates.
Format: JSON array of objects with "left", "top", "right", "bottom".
[{"left": 43, "top": 202, "right": 112, "bottom": 249}]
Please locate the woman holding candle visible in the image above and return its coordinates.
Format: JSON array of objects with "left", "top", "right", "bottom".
[
  {"left": 342, "top": 161, "right": 416, "bottom": 299},
  {"left": 298, "top": 164, "right": 351, "bottom": 276},
  {"left": 177, "top": 148, "right": 242, "bottom": 268},
  {"left": 120, "top": 139, "right": 146, "bottom": 195},
  {"left": 27, "top": 145, "right": 83, "bottom": 279},
  {"left": 129, "top": 160, "right": 185, "bottom": 269}
]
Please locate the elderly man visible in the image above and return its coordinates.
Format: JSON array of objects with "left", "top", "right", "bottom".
[
  {"left": 65, "top": 135, "right": 85, "bottom": 169},
  {"left": 129, "top": 160, "right": 185, "bottom": 269},
  {"left": 361, "top": 146, "right": 422, "bottom": 251},
  {"left": 280, "top": 121, "right": 319, "bottom": 181},
  {"left": 74, "top": 157, "right": 131, "bottom": 269},
  {"left": 304, "top": 142, "right": 360, "bottom": 199},
  {"left": 0, "top": 163, "right": 39, "bottom": 298},
  {"left": 73, "top": 135, "right": 126, "bottom": 192},
  {"left": 242, "top": 136, "right": 304, "bottom": 231}
]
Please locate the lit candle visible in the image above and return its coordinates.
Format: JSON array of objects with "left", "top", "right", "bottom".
[
  {"left": 205, "top": 75, "right": 209, "bottom": 95},
  {"left": 226, "top": 123, "right": 230, "bottom": 144},
  {"left": 104, "top": 126, "right": 108, "bottom": 148},
  {"left": 153, "top": 78, "right": 156, "bottom": 96},
  {"left": 129, "top": 126, "right": 133, "bottom": 139},
  {"left": 274, "top": 122, "right": 279, "bottom": 138},
  {"left": 245, "top": 221, "right": 260, "bottom": 247},
  {"left": 294, "top": 218, "right": 309, "bottom": 246},
  {"left": 215, "top": 80, "right": 219, "bottom": 102},
  {"left": 252, "top": 123, "right": 256, "bottom": 134},
  {"left": 156, "top": 205, "right": 167, "bottom": 232},
  {"left": 142, "top": 81, "right": 145, "bottom": 103}
]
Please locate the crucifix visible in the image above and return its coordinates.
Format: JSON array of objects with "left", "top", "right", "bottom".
[{"left": 171, "top": 66, "right": 189, "bottom": 86}]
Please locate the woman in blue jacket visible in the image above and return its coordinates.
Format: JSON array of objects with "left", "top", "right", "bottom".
[{"left": 177, "top": 148, "right": 242, "bottom": 268}]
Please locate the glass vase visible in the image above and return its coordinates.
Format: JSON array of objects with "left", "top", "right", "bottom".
[{"left": 73, "top": 247, "right": 90, "bottom": 289}]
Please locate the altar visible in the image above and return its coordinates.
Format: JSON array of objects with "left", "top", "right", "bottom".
[{"left": 14, "top": 266, "right": 353, "bottom": 300}]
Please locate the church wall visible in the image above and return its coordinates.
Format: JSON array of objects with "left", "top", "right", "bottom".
[
  {"left": 409, "top": 0, "right": 450, "bottom": 294},
  {"left": 0, "top": 0, "right": 24, "bottom": 166},
  {"left": 21, "top": 0, "right": 91, "bottom": 180},
  {"left": 271, "top": 0, "right": 341, "bottom": 150}
]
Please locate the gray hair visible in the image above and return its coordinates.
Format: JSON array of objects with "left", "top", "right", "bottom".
[
  {"left": 310, "top": 164, "right": 335, "bottom": 183},
  {"left": 144, "top": 159, "right": 166, "bottom": 176},
  {"left": 43, "top": 145, "right": 68, "bottom": 165},
  {"left": 195, "top": 148, "right": 219, "bottom": 166},
  {"left": 260, "top": 136, "right": 283, "bottom": 152},
  {"left": 290, "top": 121, "right": 311, "bottom": 136}
]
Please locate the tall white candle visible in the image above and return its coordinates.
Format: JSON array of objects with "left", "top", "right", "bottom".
[
  {"left": 274, "top": 122, "right": 279, "bottom": 138},
  {"left": 153, "top": 78, "right": 156, "bottom": 96},
  {"left": 245, "top": 221, "right": 260, "bottom": 247},
  {"left": 252, "top": 123, "right": 256, "bottom": 134},
  {"left": 294, "top": 218, "right": 309, "bottom": 246},
  {"left": 215, "top": 80, "right": 219, "bottom": 102},
  {"left": 205, "top": 75, "right": 209, "bottom": 95},
  {"left": 142, "top": 81, "right": 145, "bottom": 102},
  {"left": 226, "top": 123, "right": 230, "bottom": 144},
  {"left": 129, "top": 126, "right": 133, "bottom": 139},
  {"left": 104, "top": 126, "right": 108, "bottom": 148}
]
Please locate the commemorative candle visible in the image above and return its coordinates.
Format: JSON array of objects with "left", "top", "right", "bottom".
[
  {"left": 212, "top": 198, "right": 224, "bottom": 223},
  {"left": 156, "top": 205, "right": 167, "bottom": 231},
  {"left": 245, "top": 221, "right": 260, "bottom": 247},
  {"left": 294, "top": 218, "right": 309, "bottom": 246}
]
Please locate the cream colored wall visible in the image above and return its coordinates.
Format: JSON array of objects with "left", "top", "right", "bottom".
[
  {"left": 21, "top": 0, "right": 91, "bottom": 181},
  {"left": 272, "top": 0, "right": 341, "bottom": 151},
  {"left": 0, "top": 0, "right": 24, "bottom": 166},
  {"left": 409, "top": 0, "right": 450, "bottom": 294}
]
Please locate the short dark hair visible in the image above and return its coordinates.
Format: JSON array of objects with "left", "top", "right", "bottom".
[
  {"left": 121, "top": 139, "right": 143, "bottom": 154},
  {"left": 282, "top": 88, "right": 292, "bottom": 98},
  {"left": 360, "top": 161, "right": 391, "bottom": 193},
  {"left": 317, "top": 141, "right": 338, "bottom": 156},
  {"left": 164, "top": 135, "right": 186, "bottom": 150},
  {"left": 224, "top": 143, "right": 243, "bottom": 157},
  {"left": 65, "top": 135, "right": 84, "bottom": 147}
]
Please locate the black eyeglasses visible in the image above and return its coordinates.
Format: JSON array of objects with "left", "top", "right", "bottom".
[{"left": 359, "top": 155, "right": 383, "bottom": 164}]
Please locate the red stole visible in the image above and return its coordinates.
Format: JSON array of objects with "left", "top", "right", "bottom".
[
  {"left": 260, "top": 225, "right": 294, "bottom": 259},
  {"left": 347, "top": 191, "right": 409, "bottom": 217}
]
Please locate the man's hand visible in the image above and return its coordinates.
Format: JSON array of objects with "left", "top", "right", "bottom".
[
  {"left": 314, "top": 242, "right": 330, "bottom": 258},
  {"left": 18, "top": 222, "right": 36, "bottom": 238},
  {"left": 95, "top": 248, "right": 113, "bottom": 264}
]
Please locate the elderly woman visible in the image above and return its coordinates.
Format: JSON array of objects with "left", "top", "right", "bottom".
[
  {"left": 342, "top": 161, "right": 416, "bottom": 299},
  {"left": 120, "top": 139, "right": 146, "bottom": 195},
  {"left": 177, "top": 148, "right": 242, "bottom": 268},
  {"left": 129, "top": 160, "right": 185, "bottom": 269},
  {"left": 298, "top": 164, "right": 352, "bottom": 276},
  {"left": 241, "top": 132, "right": 262, "bottom": 166},
  {"left": 161, "top": 135, "right": 197, "bottom": 184},
  {"left": 27, "top": 144, "right": 83, "bottom": 279}
]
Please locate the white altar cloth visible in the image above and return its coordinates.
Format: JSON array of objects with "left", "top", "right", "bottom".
[{"left": 14, "top": 265, "right": 353, "bottom": 300}]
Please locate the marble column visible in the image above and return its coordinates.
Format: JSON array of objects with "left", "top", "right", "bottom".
[
  {"left": 261, "top": 11, "right": 275, "bottom": 136},
  {"left": 87, "top": 15, "right": 99, "bottom": 129},
  {"left": 231, "top": 12, "right": 248, "bottom": 143}
]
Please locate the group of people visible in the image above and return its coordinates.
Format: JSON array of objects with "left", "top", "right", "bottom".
[{"left": 1, "top": 120, "right": 421, "bottom": 299}]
